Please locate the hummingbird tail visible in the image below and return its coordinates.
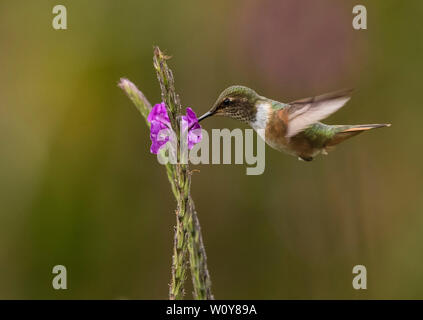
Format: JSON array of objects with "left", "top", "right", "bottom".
[
  {"left": 340, "top": 123, "right": 391, "bottom": 132},
  {"left": 327, "top": 123, "right": 391, "bottom": 147}
]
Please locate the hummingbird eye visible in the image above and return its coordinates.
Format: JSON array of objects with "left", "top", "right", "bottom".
[{"left": 222, "top": 98, "right": 231, "bottom": 106}]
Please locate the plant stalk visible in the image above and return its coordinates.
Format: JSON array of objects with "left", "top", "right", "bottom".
[{"left": 118, "top": 46, "right": 213, "bottom": 299}]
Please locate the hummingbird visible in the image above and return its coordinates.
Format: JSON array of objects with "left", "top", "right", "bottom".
[{"left": 197, "top": 86, "right": 390, "bottom": 161}]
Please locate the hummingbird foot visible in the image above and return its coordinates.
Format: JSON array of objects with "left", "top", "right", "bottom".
[{"left": 298, "top": 156, "right": 313, "bottom": 162}]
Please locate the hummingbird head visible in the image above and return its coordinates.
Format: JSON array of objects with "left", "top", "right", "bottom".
[{"left": 198, "top": 86, "right": 261, "bottom": 124}]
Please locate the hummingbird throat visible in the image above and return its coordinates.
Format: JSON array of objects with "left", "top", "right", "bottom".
[{"left": 250, "top": 101, "right": 271, "bottom": 133}]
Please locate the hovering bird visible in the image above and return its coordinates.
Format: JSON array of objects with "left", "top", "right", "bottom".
[{"left": 197, "top": 86, "right": 390, "bottom": 161}]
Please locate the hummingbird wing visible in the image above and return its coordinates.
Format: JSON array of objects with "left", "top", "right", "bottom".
[{"left": 285, "top": 89, "right": 353, "bottom": 138}]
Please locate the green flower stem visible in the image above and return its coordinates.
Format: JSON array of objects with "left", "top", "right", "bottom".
[
  {"left": 118, "top": 47, "right": 213, "bottom": 300},
  {"left": 153, "top": 47, "right": 190, "bottom": 300}
]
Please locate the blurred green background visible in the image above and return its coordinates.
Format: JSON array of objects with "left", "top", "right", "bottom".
[{"left": 1, "top": 0, "right": 422, "bottom": 299}]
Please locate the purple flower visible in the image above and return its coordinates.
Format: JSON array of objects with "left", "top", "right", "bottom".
[
  {"left": 181, "top": 107, "right": 202, "bottom": 150},
  {"left": 147, "top": 103, "right": 202, "bottom": 154},
  {"left": 147, "top": 102, "right": 172, "bottom": 154}
]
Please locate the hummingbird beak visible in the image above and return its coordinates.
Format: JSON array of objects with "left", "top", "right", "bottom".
[
  {"left": 188, "top": 110, "right": 215, "bottom": 131},
  {"left": 197, "top": 110, "right": 214, "bottom": 123}
]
